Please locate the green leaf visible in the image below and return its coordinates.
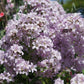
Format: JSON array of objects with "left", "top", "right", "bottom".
[
  {"left": 82, "top": 70, "right": 84, "bottom": 74},
  {"left": 74, "top": 54, "right": 78, "bottom": 58},
  {"left": 0, "top": 29, "right": 5, "bottom": 39},
  {"left": 16, "top": 8, "right": 20, "bottom": 13},
  {"left": 30, "top": 77, "right": 40, "bottom": 84},
  {"left": 42, "top": 81, "right": 46, "bottom": 84},
  {"left": 16, "top": 14, "right": 19, "bottom": 20},
  {"left": 22, "top": 74, "right": 27, "bottom": 79}
]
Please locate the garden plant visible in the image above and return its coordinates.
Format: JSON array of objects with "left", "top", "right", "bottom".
[{"left": 0, "top": 0, "right": 84, "bottom": 84}]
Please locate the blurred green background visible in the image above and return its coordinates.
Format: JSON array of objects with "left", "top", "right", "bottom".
[
  {"left": 52, "top": 0, "right": 84, "bottom": 17},
  {"left": 62, "top": 0, "right": 84, "bottom": 14}
]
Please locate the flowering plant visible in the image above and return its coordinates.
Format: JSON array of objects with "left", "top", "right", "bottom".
[{"left": 0, "top": 0, "right": 84, "bottom": 84}]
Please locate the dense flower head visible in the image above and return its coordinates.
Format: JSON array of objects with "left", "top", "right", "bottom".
[
  {"left": 54, "top": 78, "right": 64, "bottom": 84},
  {"left": 14, "top": 57, "right": 37, "bottom": 75},
  {"left": 0, "top": 0, "right": 84, "bottom": 83},
  {"left": 32, "top": 35, "right": 53, "bottom": 50},
  {"left": 71, "top": 74, "right": 84, "bottom": 84}
]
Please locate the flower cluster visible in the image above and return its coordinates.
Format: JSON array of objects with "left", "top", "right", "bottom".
[
  {"left": 71, "top": 74, "right": 84, "bottom": 84},
  {"left": 0, "top": 0, "right": 84, "bottom": 83},
  {"left": 0, "top": 71, "right": 14, "bottom": 83},
  {"left": 54, "top": 78, "right": 64, "bottom": 84},
  {"left": 6, "top": 0, "right": 14, "bottom": 9},
  {"left": 6, "top": 0, "right": 14, "bottom": 15}
]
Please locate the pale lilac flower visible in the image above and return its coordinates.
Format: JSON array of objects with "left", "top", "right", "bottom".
[
  {"left": 10, "top": 3, "right": 14, "bottom": 8},
  {"left": 7, "top": 0, "right": 11, "bottom": 3},
  {"left": 10, "top": 44, "right": 23, "bottom": 55},
  {"left": 0, "top": 50, "right": 5, "bottom": 64},
  {"left": 0, "top": 0, "right": 84, "bottom": 83},
  {"left": 54, "top": 78, "right": 64, "bottom": 84},
  {"left": 71, "top": 74, "right": 84, "bottom": 84},
  {"left": 32, "top": 36, "right": 53, "bottom": 50},
  {"left": 0, "top": 71, "right": 14, "bottom": 83},
  {"left": 8, "top": 28, "right": 18, "bottom": 36}
]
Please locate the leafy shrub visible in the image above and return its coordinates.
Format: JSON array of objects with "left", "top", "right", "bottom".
[{"left": 0, "top": 0, "right": 84, "bottom": 84}]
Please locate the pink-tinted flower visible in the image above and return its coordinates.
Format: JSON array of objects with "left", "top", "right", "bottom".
[
  {"left": 0, "top": 12, "right": 4, "bottom": 18},
  {"left": 10, "top": 3, "right": 14, "bottom": 8},
  {"left": 7, "top": 0, "right": 11, "bottom": 3},
  {"left": 54, "top": 78, "right": 64, "bottom": 84},
  {"left": 71, "top": 74, "right": 84, "bottom": 84}
]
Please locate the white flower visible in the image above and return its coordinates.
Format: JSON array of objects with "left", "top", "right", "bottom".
[
  {"left": 71, "top": 74, "right": 84, "bottom": 84},
  {"left": 29, "top": 63, "right": 37, "bottom": 73},
  {"left": 49, "top": 16, "right": 56, "bottom": 24},
  {"left": 0, "top": 50, "right": 4, "bottom": 64},
  {"left": 10, "top": 44, "right": 23, "bottom": 55},
  {"left": 8, "top": 29, "right": 18, "bottom": 36},
  {"left": 32, "top": 36, "right": 53, "bottom": 50},
  {"left": 51, "top": 49, "right": 62, "bottom": 60},
  {"left": 54, "top": 78, "right": 64, "bottom": 84}
]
